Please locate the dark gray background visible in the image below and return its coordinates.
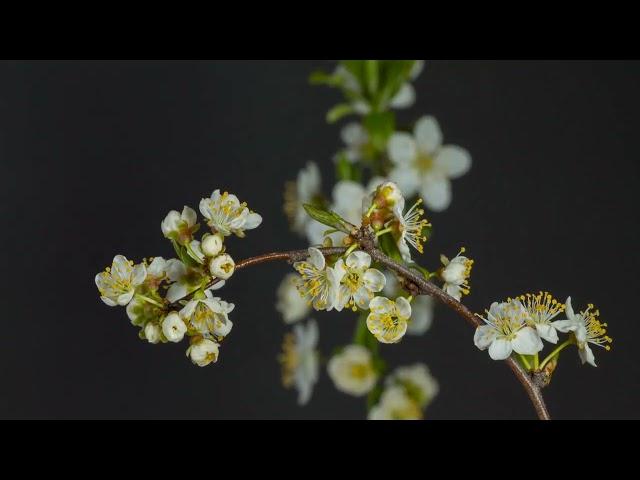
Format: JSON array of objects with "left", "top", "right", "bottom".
[{"left": 0, "top": 60, "right": 637, "bottom": 419}]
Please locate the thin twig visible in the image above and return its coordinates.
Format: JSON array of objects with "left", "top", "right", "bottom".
[{"left": 171, "top": 244, "right": 551, "bottom": 420}]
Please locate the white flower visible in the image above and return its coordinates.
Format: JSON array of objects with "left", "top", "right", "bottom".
[
  {"left": 284, "top": 162, "right": 322, "bottom": 235},
  {"left": 164, "top": 259, "right": 212, "bottom": 303},
  {"left": 95, "top": 255, "right": 146, "bottom": 306},
  {"left": 474, "top": 301, "right": 544, "bottom": 360},
  {"left": 386, "top": 364, "right": 438, "bottom": 408},
  {"left": 553, "top": 297, "right": 612, "bottom": 367},
  {"left": 368, "top": 386, "right": 422, "bottom": 420},
  {"left": 388, "top": 115, "right": 471, "bottom": 212},
  {"left": 334, "top": 251, "right": 386, "bottom": 311},
  {"left": 209, "top": 253, "right": 235, "bottom": 280},
  {"left": 201, "top": 233, "right": 223, "bottom": 257},
  {"left": 186, "top": 338, "right": 220, "bottom": 367},
  {"left": 146, "top": 257, "right": 167, "bottom": 282},
  {"left": 390, "top": 198, "right": 431, "bottom": 262},
  {"left": 279, "top": 320, "right": 319, "bottom": 405},
  {"left": 162, "top": 312, "right": 187, "bottom": 343},
  {"left": 199, "top": 189, "right": 262, "bottom": 237},
  {"left": 383, "top": 271, "right": 433, "bottom": 335},
  {"left": 327, "top": 345, "right": 378, "bottom": 397},
  {"left": 179, "top": 290, "right": 234, "bottom": 338},
  {"left": 293, "top": 247, "right": 344, "bottom": 311},
  {"left": 366, "top": 296, "right": 412, "bottom": 344},
  {"left": 276, "top": 273, "right": 311, "bottom": 324},
  {"left": 144, "top": 322, "right": 162, "bottom": 344},
  {"left": 512, "top": 291, "right": 566, "bottom": 344},
  {"left": 334, "top": 61, "right": 425, "bottom": 115},
  {"left": 339, "top": 123, "right": 370, "bottom": 163},
  {"left": 161, "top": 206, "right": 199, "bottom": 245},
  {"left": 440, "top": 248, "right": 473, "bottom": 300}
]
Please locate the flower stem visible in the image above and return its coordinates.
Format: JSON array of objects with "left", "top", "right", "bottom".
[
  {"left": 518, "top": 354, "right": 532, "bottom": 371},
  {"left": 539, "top": 339, "right": 573, "bottom": 371},
  {"left": 534, "top": 353, "right": 539, "bottom": 370},
  {"left": 365, "top": 204, "right": 376, "bottom": 218},
  {"left": 135, "top": 294, "right": 164, "bottom": 309},
  {"left": 375, "top": 227, "right": 393, "bottom": 237},
  {"left": 344, "top": 243, "right": 359, "bottom": 257}
]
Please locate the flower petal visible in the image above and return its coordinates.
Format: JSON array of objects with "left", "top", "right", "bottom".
[
  {"left": 414, "top": 116, "right": 442, "bottom": 154},
  {"left": 346, "top": 251, "right": 371, "bottom": 271},
  {"left": 244, "top": 212, "right": 263, "bottom": 230},
  {"left": 354, "top": 286, "right": 374, "bottom": 310},
  {"left": 420, "top": 175, "right": 451, "bottom": 212},
  {"left": 363, "top": 268, "right": 386, "bottom": 293},
  {"left": 579, "top": 344, "right": 597, "bottom": 367},
  {"left": 474, "top": 325, "right": 497, "bottom": 350},
  {"left": 488, "top": 338, "right": 513, "bottom": 360},
  {"left": 407, "top": 296, "right": 433, "bottom": 335},
  {"left": 387, "top": 132, "right": 417, "bottom": 165},
  {"left": 435, "top": 146, "right": 471, "bottom": 179},
  {"left": 536, "top": 323, "right": 559, "bottom": 344},
  {"left": 132, "top": 264, "right": 147, "bottom": 286},
  {"left": 341, "top": 122, "right": 368, "bottom": 147},
  {"left": 395, "top": 297, "right": 412, "bottom": 319},
  {"left": 389, "top": 166, "right": 421, "bottom": 198},
  {"left": 182, "top": 205, "right": 197, "bottom": 226},
  {"left": 389, "top": 83, "right": 415, "bottom": 109},
  {"left": 308, "top": 247, "right": 325, "bottom": 270},
  {"left": 512, "top": 327, "right": 543, "bottom": 355},
  {"left": 551, "top": 319, "right": 577, "bottom": 333}
]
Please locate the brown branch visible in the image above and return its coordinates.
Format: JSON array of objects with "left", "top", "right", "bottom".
[{"left": 171, "top": 244, "right": 550, "bottom": 420}]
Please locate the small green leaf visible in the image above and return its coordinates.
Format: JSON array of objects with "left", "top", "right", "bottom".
[
  {"left": 309, "top": 70, "right": 342, "bottom": 87},
  {"left": 326, "top": 103, "right": 355, "bottom": 123},
  {"left": 377, "top": 231, "right": 403, "bottom": 262},
  {"left": 303, "top": 204, "right": 354, "bottom": 233},
  {"left": 364, "top": 60, "right": 379, "bottom": 96}
]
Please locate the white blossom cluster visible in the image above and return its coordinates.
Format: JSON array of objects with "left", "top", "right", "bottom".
[
  {"left": 95, "top": 189, "right": 262, "bottom": 367},
  {"left": 474, "top": 292, "right": 612, "bottom": 368}
]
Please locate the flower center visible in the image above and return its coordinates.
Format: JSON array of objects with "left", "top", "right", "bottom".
[
  {"left": 414, "top": 153, "right": 434, "bottom": 173},
  {"left": 279, "top": 333, "right": 299, "bottom": 387},
  {"left": 350, "top": 363, "right": 370, "bottom": 380}
]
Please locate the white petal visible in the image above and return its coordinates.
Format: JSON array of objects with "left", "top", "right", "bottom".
[
  {"left": 488, "top": 338, "right": 513, "bottom": 360},
  {"left": 551, "top": 319, "right": 578, "bottom": 333},
  {"left": 362, "top": 268, "right": 386, "bottom": 293},
  {"left": 165, "top": 259, "right": 187, "bottom": 282},
  {"left": 346, "top": 251, "right": 371, "bottom": 271},
  {"left": 369, "top": 296, "right": 393, "bottom": 313},
  {"left": 244, "top": 212, "right": 263, "bottom": 230},
  {"left": 100, "top": 296, "right": 117, "bottom": 307},
  {"left": 565, "top": 296, "right": 575, "bottom": 320},
  {"left": 207, "top": 280, "right": 226, "bottom": 291},
  {"left": 435, "top": 146, "right": 472, "bottom": 179},
  {"left": 387, "top": 132, "right": 417, "bottom": 165},
  {"left": 354, "top": 287, "right": 374, "bottom": 310},
  {"left": 395, "top": 297, "right": 412, "bottom": 319},
  {"left": 132, "top": 264, "right": 147, "bottom": 286},
  {"left": 579, "top": 344, "right": 597, "bottom": 367},
  {"left": 474, "top": 325, "right": 497, "bottom": 350},
  {"left": 512, "top": 327, "right": 544, "bottom": 355},
  {"left": 410, "top": 60, "right": 425, "bottom": 80},
  {"left": 389, "top": 83, "right": 415, "bottom": 109},
  {"left": 389, "top": 166, "right": 421, "bottom": 198},
  {"left": 182, "top": 205, "right": 197, "bottom": 226},
  {"left": 307, "top": 247, "right": 325, "bottom": 270},
  {"left": 166, "top": 283, "right": 188, "bottom": 304},
  {"left": 111, "top": 255, "right": 130, "bottom": 278},
  {"left": 341, "top": 122, "right": 368, "bottom": 147},
  {"left": 414, "top": 116, "right": 442, "bottom": 154},
  {"left": 117, "top": 290, "right": 134, "bottom": 306},
  {"left": 536, "top": 324, "right": 559, "bottom": 344},
  {"left": 574, "top": 325, "right": 588, "bottom": 345},
  {"left": 407, "top": 296, "right": 433, "bottom": 335},
  {"left": 420, "top": 175, "right": 451, "bottom": 212}
]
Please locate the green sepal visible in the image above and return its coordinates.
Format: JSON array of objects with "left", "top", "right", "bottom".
[
  {"left": 377, "top": 231, "right": 403, "bottom": 263},
  {"left": 303, "top": 204, "right": 354, "bottom": 234},
  {"left": 171, "top": 239, "right": 199, "bottom": 268}
]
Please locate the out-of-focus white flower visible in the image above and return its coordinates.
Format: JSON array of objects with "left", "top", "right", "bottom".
[
  {"left": 334, "top": 61, "right": 425, "bottom": 115},
  {"left": 386, "top": 364, "right": 438, "bottom": 408},
  {"left": 199, "top": 189, "right": 262, "bottom": 237},
  {"left": 162, "top": 312, "right": 187, "bottom": 343},
  {"left": 144, "top": 322, "right": 162, "bottom": 344},
  {"left": 366, "top": 296, "right": 412, "bottom": 344},
  {"left": 440, "top": 248, "right": 473, "bottom": 301},
  {"left": 368, "top": 386, "right": 422, "bottom": 420},
  {"left": 334, "top": 251, "right": 386, "bottom": 311},
  {"left": 161, "top": 206, "right": 199, "bottom": 245},
  {"left": 201, "top": 233, "right": 224, "bottom": 257},
  {"left": 383, "top": 271, "right": 434, "bottom": 335},
  {"left": 328, "top": 345, "right": 378, "bottom": 397},
  {"left": 284, "top": 162, "right": 322, "bottom": 235},
  {"left": 164, "top": 259, "right": 212, "bottom": 303},
  {"left": 279, "top": 319, "right": 320, "bottom": 405},
  {"left": 293, "top": 247, "right": 344, "bottom": 311},
  {"left": 474, "top": 301, "right": 543, "bottom": 360},
  {"left": 339, "top": 123, "right": 370, "bottom": 163},
  {"left": 388, "top": 115, "right": 471, "bottom": 212},
  {"left": 179, "top": 290, "right": 234, "bottom": 338},
  {"left": 95, "top": 255, "right": 146, "bottom": 306},
  {"left": 186, "top": 337, "right": 220, "bottom": 367},
  {"left": 276, "top": 273, "right": 311, "bottom": 324},
  {"left": 209, "top": 253, "right": 235, "bottom": 280},
  {"left": 553, "top": 297, "right": 612, "bottom": 367},
  {"left": 512, "top": 291, "right": 565, "bottom": 344}
]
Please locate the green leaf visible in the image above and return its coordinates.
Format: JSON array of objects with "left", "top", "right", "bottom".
[
  {"left": 377, "top": 231, "right": 403, "bottom": 262},
  {"left": 366, "top": 384, "right": 383, "bottom": 410},
  {"left": 363, "top": 111, "right": 395, "bottom": 152},
  {"left": 326, "top": 103, "right": 354, "bottom": 123},
  {"left": 364, "top": 60, "right": 379, "bottom": 96},
  {"left": 171, "top": 239, "right": 199, "bottom": 268},
  {"left": 303, "top": 204, "right": 354, "bottom": 233},
  {"left": 376, "top": 60, "right": 415, "bottom": 108},
  {"left": 335, "top": 152, "right": 362, "bottom": 182},
  {"left": 309, "top": 70, "right": 342, "bottom": 87}
]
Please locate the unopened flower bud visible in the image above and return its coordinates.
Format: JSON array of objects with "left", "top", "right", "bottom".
[
  {"left": 209, "top": 254, "right": 235, "bottom": 280},
  {"left": 162, "top": 312, "right": 187, "bottom": 343},
  {"left": 144, "top": 322, "right": 162, "bottom": 344},
  {"left": 201, "top": 233, "right": 224, "bottom": 257}
]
